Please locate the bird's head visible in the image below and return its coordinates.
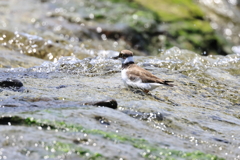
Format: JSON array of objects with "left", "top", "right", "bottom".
[{"left": 112, "top": 50, "right": 134, "bottom": 64}]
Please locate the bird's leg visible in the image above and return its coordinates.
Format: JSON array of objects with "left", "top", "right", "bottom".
[{"left": 143, "top": 89, "right": 149, "bottom": 94}]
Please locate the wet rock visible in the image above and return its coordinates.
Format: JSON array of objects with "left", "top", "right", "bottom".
[
  {"left": 40, "top": 0, "right": 49, "bottom": 3},
  {"left": 85, "top": 99, "right": 118, "bottom": 109},
  {"left": 123, "top": 111, "right": 164, "bottom": 121},
  {"left": 73, "top": 138, "right": 91, "bottom": 145},
  {"left": 212, "top": 137, "right": 230, "bottom": 144},
  {"left": 0, "top": 78, "right": 24, "bottom": 91},
  {"left": 0, "top": 116, "right": 25, "bottom": 125},
  {"left": 0, "top": 104, "right": 18, "bottom": 107},
  {"left": 94, "top": 116, "right": 111, "bottom": 125},
  {"left": 18, "top": 96, "right": 53, "bottom": 102},
  {"left": 56, "top": 85, "right": 67, "bottom": 89},
  {"left": 134, "top": 0, "right": 231, "bottom": 55}
]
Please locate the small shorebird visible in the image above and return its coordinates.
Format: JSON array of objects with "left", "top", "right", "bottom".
[{"left": 113, "top": 50, "right": 173, "bottom": 93}]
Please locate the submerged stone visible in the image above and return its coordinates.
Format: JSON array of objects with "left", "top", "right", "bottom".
[
  {"left": 123, "top": 110, "right": 164, "bottom": 121},
  {"left": 0, "top": 78, "right": 24, "bottom": 91},
  {"left": 85, "top": 99, "right": 118, "bottom": 109},
  {"left": 94, "top": 116, "right": 111, "bottom": 125}
]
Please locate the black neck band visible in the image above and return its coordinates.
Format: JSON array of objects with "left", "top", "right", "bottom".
[{"left": 122, "top": 61, "right": 134, "bottom": 69}]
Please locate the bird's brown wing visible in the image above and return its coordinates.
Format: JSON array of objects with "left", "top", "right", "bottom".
[{"left": 127, "top": 64, "right": 173, "bottom": 86}]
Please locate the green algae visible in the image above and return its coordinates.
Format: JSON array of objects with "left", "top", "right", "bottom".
[
  {"left": 134, "top": 0, "right": 204, "bottom": 22},
  {"left": 49, "top": 142, "right": 105, "bottom": 160},
  {"left": 109, "top": 0, "right": 230, "bottom": 55},
  {"left": 169, "top": 20, "right": 213, "bottom": 36},
  {"left": 0, "top": 115, "right": 224, "bottom": 160},
  {"left": 99, "top": 0, "right": 159, "bottom": 33}
]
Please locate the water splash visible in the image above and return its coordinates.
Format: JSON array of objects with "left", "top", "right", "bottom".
[{"left": 28, "top": 50, "right": 120, "bottom": 76}]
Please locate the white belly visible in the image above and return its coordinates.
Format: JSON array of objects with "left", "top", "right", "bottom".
[{"left": 121, "top": 69, "right": 162, "bottom": 91}]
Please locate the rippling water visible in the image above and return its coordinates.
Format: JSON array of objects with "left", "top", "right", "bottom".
[
  {"left": 1, "top": 47, "right": 240, "bottom": 159},
  {"left": 0, "top": 0, "right": 240, "bottom": 160}
]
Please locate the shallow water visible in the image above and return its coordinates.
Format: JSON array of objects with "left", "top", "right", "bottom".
[
  {"left": 0, "top": 47, "right": 240, "bottom": 159},
  {"left": 0, "top": 0, "right": 240, "bottom": 160}
]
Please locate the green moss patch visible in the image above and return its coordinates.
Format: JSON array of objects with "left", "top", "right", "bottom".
[
  {"left": 134, "top": 0, "right": 204, "bottom": 22},
  {"left": 50, "top": 142, "right": 105, "bottom": 159},
  {"left": 131, "top": 0, "right": 230, "bottom": 55},
  {"left": 0, "top": 116, "right": 225, "bottom": 159}
]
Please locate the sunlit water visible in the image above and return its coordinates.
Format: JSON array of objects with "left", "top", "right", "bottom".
[
  {"left": 0, "top": 0, "right": 240, "bottom": 160},
  {"left": 0, "top": 47, "right": 240, "bottom": 159}
]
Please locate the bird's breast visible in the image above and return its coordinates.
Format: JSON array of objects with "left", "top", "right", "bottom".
[{"left": 121, "top": 69, "right": 129, "bottom": 82}]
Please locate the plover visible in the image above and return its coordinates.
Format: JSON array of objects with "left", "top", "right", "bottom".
[{"left": 113, "top": 50, "right": 173, "bottom": 93}]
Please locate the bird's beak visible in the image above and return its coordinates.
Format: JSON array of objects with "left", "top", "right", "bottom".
[
  {"left": 111, "top": 55, "right": 120, "bottom": 59},
  {"left": 112, "top": 52, "right": 121, "bottom": 59}
]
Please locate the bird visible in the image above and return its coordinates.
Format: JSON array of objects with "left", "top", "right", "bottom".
[{"left": 112, "top": 50, "right": 173, "bottom": 93}]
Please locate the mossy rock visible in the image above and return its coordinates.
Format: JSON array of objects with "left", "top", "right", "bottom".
[
  {"left": 168, "top": 20, "right": 213, "bottom": 36},
  {"left": 52, "top": 0, "right": 232, "bottom": 55},
  {"left": 132, "top": 0, "right": 231, "bottom": 55},
  {"left": 0, "top": 116, "right": 225, "bottom": 160},
  {"left": 134, "top": 0, "right": 205, "bottom": 22}
]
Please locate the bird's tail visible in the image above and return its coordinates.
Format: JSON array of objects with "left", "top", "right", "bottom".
[{"left": 164, "top": 80, "right": 174, "bottom": 87}]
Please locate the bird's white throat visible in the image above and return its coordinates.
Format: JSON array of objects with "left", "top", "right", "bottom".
[{"left": 123, "top": 56, "right": 134, "bottom": 64}]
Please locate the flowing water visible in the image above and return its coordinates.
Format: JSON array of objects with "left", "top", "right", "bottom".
[{"left": 0, "top": 0, "right": 240, "bottom": 160}]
